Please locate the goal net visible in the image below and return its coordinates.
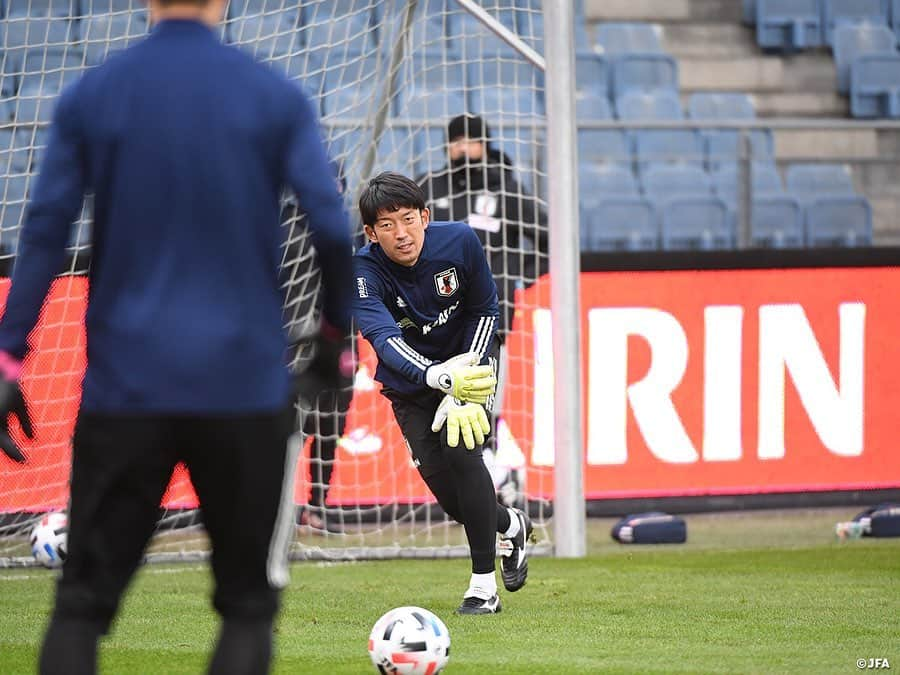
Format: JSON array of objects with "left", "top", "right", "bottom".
[{"left": 0, "top": 0, "right": 553, "bottom": 565}]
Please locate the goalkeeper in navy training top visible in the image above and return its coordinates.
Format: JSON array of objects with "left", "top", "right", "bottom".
[
  {"left": 0, "top": 0, "right": 354, "bottom": 671},
  {"left": 353, "top": 172, "right": 533, "bottom": 615}
]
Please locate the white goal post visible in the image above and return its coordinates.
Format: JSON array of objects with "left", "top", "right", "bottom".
[{"left": 0, "top": 0, "right": 585, "bottom": 566}]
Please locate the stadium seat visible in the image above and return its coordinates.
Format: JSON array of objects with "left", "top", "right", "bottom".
[
  {"left": 805, "top": 195, "right": 873, "bottom": 246},
  {"left": 467, "top": 62, "right": 544, "bottom": 117},
  {"left": 396, "top": 88, "right": 467, "bottom": 120},
  {"left": 0, "top": 174, "right": 28, "bottom": 252},
  {"left": 580, "top": 196, "right": 658, "bottom": 251},
  {"left": 579, "top": 163, "right": 638, "bottom": 195},
  {"left": 578, "top": 128, "right": 630, "bottom": 166},
  {"left": 455, "top": 12, "right": 518, "bottom": 59},
  {"left": 634, "top": 131, "right": 704, "bottom": 170},
  {"left": 615, "top": 88, "right": 682, "bottom": 120},
  {"left": 577, "top": 91, "right": 613, "bottom": 120},
  {"left": 687, "top": 92, "right": 774, "bottom": 169},
  {"left": 0, "top": 128, "right": 31, "bottom": 175},
  {"left": 687, "top": 92, "right": 757, "bottom": 120},
  {"left": 494, "top": 125, "right": 541, "bottom": 192},
  {"left": 299, "top": 1, "right": 374, "bottom": 56},
  {"left": 713, "top": 163, "right": 784, "bottom": 200},
  {"left": 596, "top": 22, "right": 663, "bottom": 54},
  {"left": 610, "top": 53, "right": 679, "bottom": 98},
  {"left": 756, "top": 0, "right": 824, "bottom": 51},
  {"left": 660, "top": 197, "right": 733, "bottom": 250},
  {"left": 2, "top": 15, "right": 77, "bottom": 73},
  {"left": 13, "top": 51, "right": 84, "bottom": 124},
  {"left": 641, "top": 164, "right": 713, "bottom": 199},
  {"left": 822, "top": 0, "right": 890, "bottom": 46},
  {"left": 575, "top": 52, "right": 609, "bottom": 110},
  {"left": 322, "top": 56, "right": 381, "bottom": 119},
  {"left": 749, "top": 196, "right": 805, "bottom": 247},
  {"left": 82, "top": 11, "right": 148, "bottom": 65},
  {"left": 228, "top": 9, "right": 301, "bottom": 61},
  {"left": 413, "top": 125, "right": 448, "bottom": 175},
  {"left": 744, "top": 0, "right": 757, "bottom": 24},
  {"left": 786, "top": 162, "right": 856, "bottom": 194},
  {"left": 850, "top": 53, "right": 900, "bottom": 117},
  {"left": 833, "top": 23, "right": 896, "bottom": 94},
  {"left": 894, "top": 0, "right": 900, "bottom": 41}
]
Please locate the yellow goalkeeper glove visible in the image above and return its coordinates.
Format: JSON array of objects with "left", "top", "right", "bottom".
[
  {"left": 425, "top": 352, "right": 496, "bottom": 405},
  {"left": 431, "top": 395, "right": 491, "bottom": 450}
]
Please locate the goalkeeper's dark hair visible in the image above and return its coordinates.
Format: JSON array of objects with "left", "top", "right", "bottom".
[{"left": 358, "top": 172, "right": 426, "bottom": 227}]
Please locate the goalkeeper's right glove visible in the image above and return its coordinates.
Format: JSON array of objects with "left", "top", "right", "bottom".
[
  {"left": 0, "top": 351, "right": 33, "bottom": 463},
  {"left": 424, "top": 352, "right": 496, "bottom": 405},
  {"left": 431, "top": 395, "right": 491, "bottom": 450}
]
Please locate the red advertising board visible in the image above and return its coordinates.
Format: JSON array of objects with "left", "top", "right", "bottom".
[{"left": 1, "top": 266, "right": 899, "bottom": 511}]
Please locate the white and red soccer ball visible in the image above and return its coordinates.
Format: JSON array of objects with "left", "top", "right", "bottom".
[
  {"left": 368, "top": 606, "right": 450, "bottom": 674},
  {"left": 30, "top": 511, "right": 68, "bottom": 569}
]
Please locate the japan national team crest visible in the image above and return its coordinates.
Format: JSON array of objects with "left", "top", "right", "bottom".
[{"left": 434, "top": 267, "right": 459, "bottom": 297}]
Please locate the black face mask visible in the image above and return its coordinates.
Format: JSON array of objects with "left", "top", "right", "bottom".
[{"left": 450, "top": 155, "right": 487, "bottom": 189}]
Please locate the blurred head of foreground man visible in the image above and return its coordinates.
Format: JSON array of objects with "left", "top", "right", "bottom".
[{"left": 0, "top": 0, "right": 355, "bottom": 672}]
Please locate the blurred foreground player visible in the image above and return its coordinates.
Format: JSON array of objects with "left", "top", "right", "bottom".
[{"left": 0, "top": 0, "right": 354, "bottom": 671}]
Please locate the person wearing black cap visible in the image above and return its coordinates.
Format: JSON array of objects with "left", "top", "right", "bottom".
[{"left": 416, "top": 113, "right": 547, "bottom": 508}]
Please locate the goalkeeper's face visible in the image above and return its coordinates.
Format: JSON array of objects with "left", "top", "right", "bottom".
[{"left": 365, "top": 207, "right": 430, "bottom": 267}]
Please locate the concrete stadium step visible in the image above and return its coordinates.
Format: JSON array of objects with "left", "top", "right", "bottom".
[{"left": 584, "top": 0, "right": 741, "bottom": 23}]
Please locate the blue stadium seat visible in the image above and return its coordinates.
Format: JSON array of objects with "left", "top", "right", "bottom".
[
  {"left": 467, "top": 62, "right": 544, "bottom": 117},
  {"left": 616, "top": 88, "right": 682, "bottom": 120},
  {"left": 713, "top": 163, "right": 784, "bottom": 200},
  {"left": 850, "top": 53, "right": 900, "bottom": 117},
  {"left": 756, "top": 0, "right": 824, "bottom": 51},
  {"left": 580, "top": 163, "right": 638, "bottom": 195},
  {"left": 822, "top": 0, "right": 890, "bottom": 46},
  {"left": 494, "top": 125, "right": 540, "bottom": 192},
  {"left": 894, "top": 0, "right": 900, "bottom": 41},
  {"left": 455, "top": 12, "right": 518, "bottom": 59},
  {"left": 596, "top": 22, "right": 663, "bottom": 54},
  {"left": 371, "top": 126, "right": 419, "bottom": 180},
  {"left": 580, "top": 196, "right": 658, "bottom": 251},
  {"left": 687, "top": 92, "right": 757, "bottom": 119},
  {"left": 414, "top": 125, "right": 449, "bottom": 175},
  {"left": 686, "top": 92, "right": 774, "bottom": 169},
  {"left": 805, "top": 195, "right": 873, "bottom": 246},
  {"left": 0, "top": 128, "right": 31, "bottom": 175},
  {"left": 321, "top": 56, "right": 380, "bottom": 119},
  {"left": 396, "top": 88, "right": 467, "bottom": 120},
  {"left": 299, "top": 1, "right": 374, "bottom": 56},
  {"left": 786, "top": 162, "right": 856, "bottom": 194},
  {"left": 82, "top": 11, "right": 148, "bottom": 65},
  {"left": 228, "top": 9, "right": 301, "bottom": 61},
  {"left": 641, "top": 164, "right": 713, "bottom": 199},
  {"left": 13, "top": 51, "right": 84, "bottom": 124},
  {"left": 634, "top": 131, "right": 704, "bottom": 170},
  {"left": 577, "top": 92, "right": 613, "bottom": 120},
  {"left": 577, "top": 128, "right": 630, "bottom": 166},
  {"left": 833, "top": 23, "right": 896, "bottom": 94},
  {"left": 744, "top": 0, "right": 757, "bottom": 24},
  {"left": 576, "top": 52, "right": 609, "bottom": 106},
  {"left": 660, "top": 197, "right": 733, "bottom": 250},
  {"left": 0, "top": 174, "right": 28, "bottom": 252},
  {"left": 749, "top": 196, "right": 805, "bottom": 247},
  {"left": 80, "top": 0, "right": 134, "bottom": 11},
  {"left": 610, "top": 53, "right": 679, "bottom": 98},
  {"left": 2, "top": 14, "right": 77, "bottom": 74},
  {"left": 513, "top": 0, "right": 545, "bottom": 55}
]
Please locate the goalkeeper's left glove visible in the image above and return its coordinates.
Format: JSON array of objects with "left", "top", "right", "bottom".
[
  {"left": 424, "top": 352, "right": 496, "bottom": 405},
  {"left": 431, "top": 395, "right": 491, "bottom": 450},
  {"left": 0, "top": 351, "right": 33, "bottom": 463}
]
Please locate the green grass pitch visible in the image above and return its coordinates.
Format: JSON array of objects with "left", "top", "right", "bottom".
[{"left": 1, "top": 508, "right": 897, "bottom": 673}]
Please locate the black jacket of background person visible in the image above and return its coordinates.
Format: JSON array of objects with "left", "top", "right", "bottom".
[{"left": 416, "top": 147, "right": 548, "bottom": 338}]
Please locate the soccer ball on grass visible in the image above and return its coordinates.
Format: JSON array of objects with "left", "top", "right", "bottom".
[
  {"left": 367, "top": 606, "right": 450, "bottom": 674},
  {"left": 30, "top": 511, "right": 68, "bottom": 569}
]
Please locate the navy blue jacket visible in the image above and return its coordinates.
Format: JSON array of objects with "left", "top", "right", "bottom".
[
  {"left": 0, "top": 20, "right": 354, "bottom": 413},
  {"left": 353, "top": 221, "right": 499, "bottom": 395}
]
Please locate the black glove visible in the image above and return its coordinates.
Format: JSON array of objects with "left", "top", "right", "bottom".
[
  {"left": 294, "top": 322, "right": 355, "bottom": 407},
  {"left": 0, "top": 353, "right": 33, "bottom": 463}
]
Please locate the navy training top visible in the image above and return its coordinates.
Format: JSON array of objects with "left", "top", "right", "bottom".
[
  {"left": 0, "top": 20, "right": 354, "bottom": 413},
  {"left": 353, "top": 221, "right": 499, "bottom": 396}
]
